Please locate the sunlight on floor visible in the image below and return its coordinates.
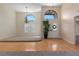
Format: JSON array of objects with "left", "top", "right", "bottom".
[
  {"left": 24, "top": 43, "right": 36, "bottom": 51},
  {"left": 52, "top": 44, "right": 58, "bottom": 51}
]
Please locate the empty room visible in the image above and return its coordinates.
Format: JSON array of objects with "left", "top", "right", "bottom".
[{"left": 0, "top": 3, "right": 79, "bottom": 51}]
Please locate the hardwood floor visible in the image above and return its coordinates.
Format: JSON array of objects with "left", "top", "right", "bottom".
[{"left": 0, "top": 38, "right": 79, "bottom": 51}]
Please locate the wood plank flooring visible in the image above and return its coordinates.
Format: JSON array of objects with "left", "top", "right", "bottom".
[{"left": 0, "top": 39, "right": 79, "bottom": 51}]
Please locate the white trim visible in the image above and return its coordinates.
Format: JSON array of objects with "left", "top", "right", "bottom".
[{"left": 63, "top": 38, "right": 75, "bottom": 44}]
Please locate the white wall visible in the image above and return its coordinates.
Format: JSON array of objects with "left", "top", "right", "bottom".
[
  {"left": 0, "top": 5, "right": 16, "bottom": 40},
  {"left": 61, "top": 3, "right": 79, "bottom": 44},
  {"left": 16, "top": 12, "right": 25, "bottom": 34}
]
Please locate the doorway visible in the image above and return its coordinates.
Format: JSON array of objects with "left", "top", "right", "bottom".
[{"left": 42, "top": 9, "right": 60, "bottom": 39}]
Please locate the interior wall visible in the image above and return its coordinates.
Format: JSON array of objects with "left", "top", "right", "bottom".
[
  {"left": 75, "top": 22, "right": 79, "bottom": 36},
  {"left": 42, "top": 6, "right": 61, "bottom": 38},
  {"left": 0, "top": 5, "right": 16, "bottom": 40},
  {"left": 16, "top": 12, "right": 25, "bottom": 34},
  {"left": 16, "top": 12, "right": 42, "bottom": 35},
  {"left": 61, "top": 3, "right": 79, "bottom": 44}
]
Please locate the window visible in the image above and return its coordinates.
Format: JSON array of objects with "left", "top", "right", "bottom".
[
  {"left": 25, "top": 15, "right": 36, "bottom": 23},
  {"left": 44, "top": 15, "right": 55, "bottom": 21},
  {"left": 24, "top": 15, "right": 37, "bottom": 33},
  {"left": 44, "top": 10, "right": 57, "bottom": 21}
]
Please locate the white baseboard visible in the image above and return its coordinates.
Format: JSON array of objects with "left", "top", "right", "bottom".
[
  {"left": 0, "top": 34, "right": 42, "bottom": 41},
  {"left": 0, "top": 34, "right": 16, "bottom": 40},
  {"left": 63, "top": 38, "right": 75, "bottom": 44}
]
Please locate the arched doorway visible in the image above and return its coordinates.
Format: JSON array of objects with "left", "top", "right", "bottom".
[{"left": 43, "top": 10, "right": 58, "bottom": 38}]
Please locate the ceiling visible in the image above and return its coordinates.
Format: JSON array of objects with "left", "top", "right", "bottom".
[{"left": 0, "top": 3, "right": 61, "bottom": 12}]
